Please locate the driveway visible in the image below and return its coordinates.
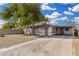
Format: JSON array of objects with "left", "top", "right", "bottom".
[{"left": 0, "top": 37, "right": 73, "bottom": 56}]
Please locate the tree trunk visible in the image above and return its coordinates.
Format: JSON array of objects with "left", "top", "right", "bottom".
[
  {"left": 32, "top": 24, "right": 35, "bottom": 35},
  {"left": 27, "top": 25, "right": 32, "bottom": 35}
]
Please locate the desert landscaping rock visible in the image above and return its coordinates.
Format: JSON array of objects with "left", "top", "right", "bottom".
[{"left": 0, "top": 38, "right": 73, "bottom": 56}]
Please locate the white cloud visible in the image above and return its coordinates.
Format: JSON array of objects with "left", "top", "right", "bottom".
[
  {"left": 64, "top": 11, "right": 74, "bottom": 15},
  {"left": 60, "top": 16, "right": 68, "bottom": 20},
  {"left": 45, "top": 12, "right": 62, "bottom": 25},
  {"left": 74, "top": 17, "right": 79, "bottom": 22},
  {"left": 51, "top": 12, "right": 61, "bottom": 16},
  {"left": 50, "top": 17, "right": 69, "bottom": 25},
  {"left": 68, "top": 7, "right": 72, "bottom": 11},
  {"left": 45, "top": 14, "right": 57, "bottom": 19},
  {"left": 41, "top": 4, "right": 56, "bottom": 10},
  {"left": 72, "top": 4, "right": 79, "bottom": 12},
  {"left": 45, "top": 15, "right": 51, "bottom": 18},
  {"left": 66, "top": 4, "right": 79, "bottom": 12},
  {"left": 50, "top": 20, "right": 58, "bottom": 25},
  {"left": 53, "top": 16, "right": 69, "bottom": 21},
  {"left": 0, "top": 3, "right": 6, "bottom": 6},
  {"left": 45, "top": 12, "right": 71, "bottom": 25},
  {"left": 45, "top": 12, "right": 71, "bottom": 21},
  {"left": 53, "top": 18, "right": 61, "bottom": 21},
  {"left": 74, "top": 17, "right": 79, "bottom": 20},
  {"left": 45, "top": 12, "right": 61, "bottom": 19},
  {"left": 72, "top": 17, "right": 79, "bottom": 22}
]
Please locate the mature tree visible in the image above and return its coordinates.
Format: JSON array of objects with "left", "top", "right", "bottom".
[
  {"left": 17, "top": 3, "right": 48, "bottom": 34},
  {"left": 0, "top": 4, "right": 18, "bottom": 29},
  {"left": 2, "top": 22, "right": 13, "bottom": 30},
  {"left": 0, "top": 3, "right": 48, "bottom": 34}
]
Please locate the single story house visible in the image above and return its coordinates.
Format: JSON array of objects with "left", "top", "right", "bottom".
[{"left": 24, "top": 22, "right": 74, "bottom": 36}]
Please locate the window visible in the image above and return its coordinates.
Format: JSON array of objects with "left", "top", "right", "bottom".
[{"left": 65, "top": 28, "right": 69, "bottom": 31}]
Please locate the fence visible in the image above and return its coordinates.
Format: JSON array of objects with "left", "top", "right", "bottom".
[{"left": 0, "top": 29, "right": 24, "bottom": 35}]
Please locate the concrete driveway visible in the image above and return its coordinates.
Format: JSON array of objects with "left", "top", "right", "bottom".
[{"left": 0, "top": 37, "right": 73, "bottom": 56}]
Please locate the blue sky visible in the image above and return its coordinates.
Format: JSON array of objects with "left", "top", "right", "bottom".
[
  {"left": 0, "top": 3, "right": 10, "bottom": 28},
  {"left": 0, "top": 3, "right": 10, "bottom": 12},
  {"left": 40, "top": 3, "right": 79, "bottom": 27},
  {"left": 0, "top": 3, "right": 79, "bottom": 28}
]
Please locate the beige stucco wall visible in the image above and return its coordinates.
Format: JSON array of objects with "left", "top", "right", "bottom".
[
  {"left": 37, "top": 27, "right": 45, "bottom": 36},
  {"left": 36, "top": 27, "right": 53, "bottom": 36},
  {"left": 48, "top": 27, "right": 53, "bottom": 36},
  {"left": 64, "top": 28, "right": 73, "bottom": 35}
]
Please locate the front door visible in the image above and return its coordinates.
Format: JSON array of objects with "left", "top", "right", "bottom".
[
  {"left": 55, "top": 28, "right": 64, "bottom": 35},
  {"left": 60, "top": 28, "right": 64, "bottom": 35}
]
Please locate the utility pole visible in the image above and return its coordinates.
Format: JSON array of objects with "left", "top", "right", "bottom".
[
  {"left": 73, "top": 27, "right": 75, "bottom": 39},
  {"left": 71, "top": 20, "right": 75, "bottom": 39}
]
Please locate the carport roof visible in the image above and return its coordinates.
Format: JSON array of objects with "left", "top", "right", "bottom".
[{"left": 28, "top": 22, "right": 73, "bottom": 28}]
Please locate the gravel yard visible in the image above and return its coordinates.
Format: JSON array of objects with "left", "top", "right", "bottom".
[
  {"left": 0, "top": 34, "right": 38, "bottom": 48},
  {"left": 0, "top": 37, "right": 73, "bottom": 56}
]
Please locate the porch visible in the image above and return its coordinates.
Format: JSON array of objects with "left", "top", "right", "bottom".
[{"left": 29, "top": 25, "right": 73, "bottom": 37}]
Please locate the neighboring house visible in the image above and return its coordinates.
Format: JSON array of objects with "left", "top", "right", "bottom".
[
  {"left": 24, "top": 22, "right": 74, "bottom": 36},
  {"left": 74, "top": 28, "right": 79, "bottom": 36}
]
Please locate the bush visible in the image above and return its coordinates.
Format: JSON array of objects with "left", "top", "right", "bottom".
[{"left": 0, "top": 34, "right": 5, "bottom": 37}]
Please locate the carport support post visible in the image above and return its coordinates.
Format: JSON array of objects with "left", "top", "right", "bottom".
[
  {"left": 45, "top": 24, "right": 48, "bottom": 36},
  {"left": 73, "top": 27, "right": 75, "bottom": 39}
]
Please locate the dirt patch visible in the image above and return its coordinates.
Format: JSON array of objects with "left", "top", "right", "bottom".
[
  {"left": 0, "top": 34, "right": 38, "bottom": 48},
  {"left": 0, "top": 38, "right": 73, "bottom": 56},
  {"left": 73, "top": 39, "right": 79, "bottom": 56}
]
